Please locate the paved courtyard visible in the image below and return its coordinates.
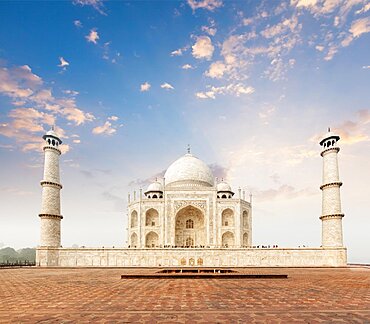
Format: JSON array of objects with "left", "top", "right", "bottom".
[{"left": 0, "top": 267, "right": 369, "bottom": 323}]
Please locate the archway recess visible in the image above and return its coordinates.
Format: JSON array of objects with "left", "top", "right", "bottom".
[
  {"left": 222, "top": 231, "right": 235, "bottom": 247},
  {"left": 131, "top": 233, "right": 138, "bottom": 247},
  {"left": 145, "top": 231, "right": 159, "bottom": 248},
  {"left": 175, "top": 205, "right": 205, "bottom": 247}
]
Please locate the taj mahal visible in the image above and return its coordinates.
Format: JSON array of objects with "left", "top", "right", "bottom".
[{"left": 36, "top": 128, "right": 347, "bottom": 267}]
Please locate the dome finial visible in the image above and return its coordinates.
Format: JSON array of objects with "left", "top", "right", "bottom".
[{"left": 187, "top": 144, "right": 191, "bottom": 154}]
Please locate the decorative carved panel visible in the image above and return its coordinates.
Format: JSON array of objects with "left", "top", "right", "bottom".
[{"left": 173, "top": 200, "right": 207, "bottom": 213}]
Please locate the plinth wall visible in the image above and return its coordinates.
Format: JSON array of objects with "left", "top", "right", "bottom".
[{"left": 36, "top": 247, "right": 347, "bottom": 267}]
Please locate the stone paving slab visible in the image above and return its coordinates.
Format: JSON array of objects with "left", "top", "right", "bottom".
[{"left": 0, "top": 267, "right": 369, "bottom": 323}]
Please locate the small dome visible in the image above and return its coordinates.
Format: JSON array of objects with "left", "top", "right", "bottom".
[
  {"left": 43, "top": 128, "right": 62, "bottom": 144},
  {"left": 46, "top": 129, "right": 58, "bottom": 137},
  {"left": 217, "top": 181, "right": 232, "bottom": 192},
  {"left": 319, "top": 129, "right": 340, "bottom": 146},
  {"left": 146, "top": 181, "right": 163, "bottom": 193},
  {"left": 164, "top": 153, "right": 214, "bottom": 188}
]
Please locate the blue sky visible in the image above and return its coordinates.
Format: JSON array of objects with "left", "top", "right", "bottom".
[{"left": 0, "top": 0, "right": 369, "bottom": 262}]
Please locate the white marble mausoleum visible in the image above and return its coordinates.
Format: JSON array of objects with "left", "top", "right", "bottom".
[{"left": 127, "top": 151, "right": 251, "bottom": 250}]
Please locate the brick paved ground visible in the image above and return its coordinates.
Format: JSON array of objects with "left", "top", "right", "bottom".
[{"left": 0, "top": 267, "right": 369, "bottom": 323}]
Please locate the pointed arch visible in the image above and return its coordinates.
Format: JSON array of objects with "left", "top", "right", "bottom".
[
  {"left": 243, "top": 233, "right": 248, "bottom": 247},
  {"left": 222, "top": 208, "right": 234, "bottom": 227},
  {"left": 222, "top": 231, "right": 234, "bottom": 248},
  {"left": 145, "top": 231, "right": 159, "bottom": 248},
  {"left": 175, "top": 205, "right": 205, "bottom": 247},
  {"left": 243, "top": 210, "right": 248, "bottom": 227},
  {"left": 131, "top": 210, "right": 138, "bottom": 228},
  {"left": 145, "top": 208, "right": 159, "bottom": 226},
  {"left": 131, "top": 233, "right": 138, "bottom": 247}
]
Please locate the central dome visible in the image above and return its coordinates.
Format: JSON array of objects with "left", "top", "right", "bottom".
[{"left": 164, "top": 153, "right": 214, "bottom": 188}]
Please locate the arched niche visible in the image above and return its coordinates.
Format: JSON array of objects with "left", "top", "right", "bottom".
[
  {"left": 243, "top": 210, "right": 248, "bottom": 228},
  {"left": 131, "top": 210, "right": 138, "bottom": 228},
  {"left": 222, "top": 231, "right": 234, "bottom": 248},
  {"left": 145, "top": 231, "right": 159, "bottom": 248},
  {"left": 145, "top": 208, "right": 159, "bottom": 226},
  {"left": 243, "top": 233, "right": 248, "bottom": 247},
  {"left": 222, "top": 208, "right": 234, "bottom": 227},
  {"left": 131, "top": 233, "right": 138, "bottom": 247}
]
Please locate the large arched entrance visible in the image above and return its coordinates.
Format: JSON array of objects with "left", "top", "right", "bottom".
[{"left": 175, "top": 205, "right": 205, "bottom": 247}]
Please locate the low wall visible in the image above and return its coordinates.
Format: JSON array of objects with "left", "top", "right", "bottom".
[{"left": 36, "top": 247, "right": 347, "bottom": 267}]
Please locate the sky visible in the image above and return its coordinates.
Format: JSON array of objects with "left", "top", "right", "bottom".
[{"left": 0, "top": 0, "right": 369, "bottom": 263}]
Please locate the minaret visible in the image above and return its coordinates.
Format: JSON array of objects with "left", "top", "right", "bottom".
[
  {"left": 319, "top": 128, "right": 344, "bottom": 247},
  {"left": 39, "top": 127, "right": 63, "bottom": 247}
]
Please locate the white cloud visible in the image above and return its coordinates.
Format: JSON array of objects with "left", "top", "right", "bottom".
[
  {"left": 350, "top": 17, "right": 370, "bottom": 38},
  {"left": 362, "top": 65, "right": 370, "bottom": 69},
  {"left": 192, "top": 36, "right": 214, "bottom": 60},
  {"left": 196, "top": 92, "right": 213, "bottom": 99},
  {"left": 196, "top": 83, "right": 255, "bottom": 99},
  {"left": 310, "top": 109, "right": 370, "bottom": 145},
  {"left": 73, "top": 0, "right": 106, "bottom": 15},
  {"left": 63, "top": 90, "right": 79, "bottom": 96},
  {"left": 291, "top": 0, "right": 318, "bottom": 9},
  {"left": 187, "top": 0, "right": 222, "bottom": 11},
  {"left": 324, "top": 45, "right": 338, "bottom": 60},
  {"left": 0, "top": 65, "right": 41, "bottom": 99},
  {"left": 171, "top": 49, "right": 183, "bottom": 56},
  {"left": 58, "top": 57, "right": 69, "bottom": 69},
  {"left": 74, "top": 20, "right": 83, "bottom": 28},
  {"left": 108, "top": 115, "right": 119, "bottom": 121},
  {"left": 315, "top": 45, "right": 325, "bottom": 51},
  {"left": 182, "top": 64, "right": 193, "bottom": 70},
  {"left": 140, "top": 82, "right": 151, "bottom": 92},
  {"left": 340, "top": 17, "right": 370, "bottom": 48},
  {"left": 261, "top": 16, "right": 300, "bottom": 39},
  {"left": 205, "top": 61, "right": 227, "bottom": 79},
  {"left": 160, "top": 82, "right": 174, "bottom": 90},
  {"left": 92, "top": 121, "right": 116, "bottom": 135},
  {"left": 0, "top": 63, "right": 96, "bottom": 153},
  {"left": 201, "top": 25, "right": 217, "bottom": 36},
  {"left": 85, "top": 29, "right": 99, "bottom": 44},
  {"left": 171, "top": 46, "right": 188, "bottom": 56},
  {"left": 243, "top": 18, "right": 253, "bottom": 26},
  {"left": 356, "top": 3, "right": 370, "bottom": 14}
]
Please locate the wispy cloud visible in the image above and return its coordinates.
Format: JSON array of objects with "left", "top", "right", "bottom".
[
  {"left": 0, "top": 63, "right": 95, "bottom": 152},
  {"left": 58, "top": 57, "right": 69, "bottom": 70},
  {"left": 314, "top": 109, "right": 370, "bottom": 145},
  {"left": 196, "top": 83, "right": 255, "bottom": 99},
  {"left": 253, "top": 184, "right": 316, "bottom": 202},
  {"left": 73, "top": 0, "right": 106, "bottom": 15},
  {"left": 170, "top": 46, "right": 188, "bottom": 56},
  {"left": 201, "top": 25, "right": 217, "bottom": 36},
  {"left": 74, "top": 20, "right": 83, "bottom": 28},
  {"left": 160, "top": 82, "right": 174, "bottom": 90},
  {"left": 92, "top": 121, "right": 116, "bottom": 135},
  {"left": 0, "top": 65, "right": 41, "bottom": 98},
  {"left": 140, "top": 82, "right": 151, "bottom": 92},
  {"left": 182, "top": 64, "right": 193, "bottom": 70},
  {"left": 187, "top": 0, "right": 223, "bottom": 11},
  {"left": 86, "top": 29, "right": 99, "bottom": 44}
]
